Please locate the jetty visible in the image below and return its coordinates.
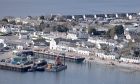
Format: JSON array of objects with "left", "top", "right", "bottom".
[
  {"left": 0, "top": 50, "right": 67, "bottom": 72},
  {"left": 33, "top": 51, "right": 85, "bottom": 63},
  {"left": 0, "top": 62, "right": 31, "bottom": 72}
]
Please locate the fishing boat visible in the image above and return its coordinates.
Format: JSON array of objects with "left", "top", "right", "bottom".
[
  {"left": 64, "top": 55, "right": 85, "bottom": 63},
  {"left": 46, "top": 64, "right": 67, "bottom": 72}
]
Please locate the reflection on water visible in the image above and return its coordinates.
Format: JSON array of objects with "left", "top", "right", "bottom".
[{"left": 0, "top": 62, "right": 140, "bottom": 84}]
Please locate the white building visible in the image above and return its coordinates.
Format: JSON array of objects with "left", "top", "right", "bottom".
[
  {"left": 16, "top": 45, "right": 24, "bottom": 50},
  {"left": 114, "top": 34, "right": 118, "bottom": 40},
  {"left": 124, "top": 30, "right": 138, "bottom": 42},
  {"left": 67, "top": 32, "right": 78, "bottom": 40},
  {"left": 49, "top": 39, "right": 57, "bottom": 50},
  {"left": 49, "top": 39, "right": 92, "bottom": 56},
  {"left": 0, "top": 26, "right": 12, "bottom": 34},
  {"left": 77, "top": 48, "right": 91, "bottom": 56},
  {"left": 42, "top": 34, "right": 56, "bottom": 42},
  {"left": 15, "top": 18, "right": 22, "bottom": 23},
  {"left": 0, "top": 39, "right": 7, "bottom": 47},
  {"left": 88, "top": 37, "right": 116, "bottom": 46},
  {"left": 95, "top": 51, "right": 117, "bottom": 60},
  {"left": 120, "top": 57, "right": 140, "bottom": 64}
]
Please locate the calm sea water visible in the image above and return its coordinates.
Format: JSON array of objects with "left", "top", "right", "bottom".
[
  {"left": 0, "top": 0, "right": 140, "bottom": 17},
  {"left": 0, "top": 62, "right": 140, "bottom": 84}
]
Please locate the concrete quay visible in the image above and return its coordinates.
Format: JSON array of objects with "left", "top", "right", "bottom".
[{"left": 0, "top": 62, "right": 31, "bottom": 72}]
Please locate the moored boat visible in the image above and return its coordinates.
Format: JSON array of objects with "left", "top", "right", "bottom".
[
  {"left": 46, "top": 56, "right": 67, "bottom": 72},
  {"left": 46, "top": 64, "right": 67, "bottom": 72}
]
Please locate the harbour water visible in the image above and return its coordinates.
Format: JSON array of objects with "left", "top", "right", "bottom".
[
  {"left": 0, "top": 0, "right": 140, "bottom": 17},
  {"left": 0, "top": 62, "right": 140, "bottom": 84}
]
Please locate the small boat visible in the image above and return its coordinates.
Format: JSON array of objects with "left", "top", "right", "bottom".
[
  {"left": 28, "top": 65, "right": 37, "bottom": 72},
  {"left": 36, "top": 66, "right": 45, "bottom": 71},
  {"left": 36, "top": 59, "right": 47, "bottom": 66},
  {"left": 28, "top": 68, "right": 35, "bottom": 72},
  {"left": 69, "top": 56, "right": 85, "bottom": 63},
  {"left": 46, "top": 64, "right": 67, "bottom": 72},
  {"left": 46, "top": 56, "right": 67, "bottom": 72}
]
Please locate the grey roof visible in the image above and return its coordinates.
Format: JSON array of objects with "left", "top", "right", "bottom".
[
  {"left": 74, "top": 15, "right": 84, "bottom": 19},
  {"left": 85, "top": 15, "right": 94, "bottom": 18},
  {"left": 33, "top": 38, "right": 49, "bottom": 46},
  {"left": 58, "top": 41, "right": 76, "bottom": 47},
  {"left": 127, "top": 13, "right": 137, "bottom": 16},
  {"left": 117, "top": 13, "right": 127, "bottom": 18},
  {"left": 107, "top": 14, "right": 116, "bottom": 18},
  {"left": 54, "top": 38, "right": 80, "bottom": 44},
  {"left": 62, "top": 15, "right": 73, "bottom": 19},
  {"left": 96, "top": 14, "right": 106, "bottom": 18}
]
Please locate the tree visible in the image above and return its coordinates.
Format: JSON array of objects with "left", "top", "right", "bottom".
[
  {"left": 70, "top": 20, "right": 78, "bottom": 26},
  {"left": 38, "top": 21, "right": 46, "bottom": 31},
  {"left": 134, "top": 50, "right": 140, "bottom": 57},
  {"left": 2, "top": 18, "right": 8, "bottom": 23},
  {"left": 56, "top": 25, "right": 69, "bottom": 32},
  {"left": 106, "top": 25, "right": 124, "bottom": 38},
  {"left": 114, "top": 25, "right": 124, "bottom": 35},
  {"left": 39, "top": 16, "right": 45, "bottom": 20},
  {"left": 88, "top": 27, "right": 96, "bottom": 35},
  {"left": 106, "top": 28, "right": 115, "bottom": 38}
]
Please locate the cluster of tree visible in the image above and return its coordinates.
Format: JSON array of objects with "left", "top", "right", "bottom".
[
  {"left": 1, "top": 18, "right": 8, "bottom": 23},
  {"left": 38, "top": 21, "right": 46, "bottom": 31},
  {"left": 39, "top": 16, "right": 45, "bottom": 20},
  {"left": 34, "top": 21, "right": 46, "bottom": 31},
  {"left": 88, "top": 26, "right": 96, "bottom": 35},
  {"left": 88, "top": 27, "right": 106, "bottom": 36},
  {"left": 1, "top": 18, "right": 17, "bottom": 25},
  {"left": 133, "top": 50, "right": 140, "bottom": 57},
  {"left": 35, "top": 21, "right": 69, "bottom": 32},
  {"left": 52, "top": 25, "right": 69, "bottom": 32},
  {"left": 106, "top": 25, "right": 124, "bottom": 38},
  {"left": 8, "top": 20, "right": 16, "bottom": 25}
]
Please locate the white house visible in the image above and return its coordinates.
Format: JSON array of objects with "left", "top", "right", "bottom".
[
  {"left": 16, "top": 45, "right": 24, "bottom": 50},
  {"left": 88, "top": 37, "right": 107, "bottom": 44},
  {"left": 0, "top": 39, "right": 7, "bottom": 47},
  {"left": 49, "top": 39, "right": 92, "bottom": 56},
  {"left": 77, "top": 48, "right": 91, "bottom": 56},
  {"left": 124, "top": 31, "right": 132, "bottom": 40},
  {"left": 42, "top": 34, "right": 56, "bottom": 42},
  {"left": 114, "top": 34, "right": 118, "bottom": 40},
  {"left": 95, "top": 51, "right": 117, "bottom": 60},
  {"left": 49, "top": 39, "right": 57, "bottom": 50},
  {"left": 15, "top": 18, "right": 22, "bottom": 23},
  {"left": 0, "top": 26, "right": 12, "bottom": 34},
  {"left": 120, "top": 57, "right": 140, "bottom": 64},
  {"left": 124, "top": 30, "right": 138, "bottom": 42},
  {"left": 88, "top": 37, "right": 116, "bottom": 46},
  {"left": 67, "top": 32, "right": 78, "bottom": 40}
]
